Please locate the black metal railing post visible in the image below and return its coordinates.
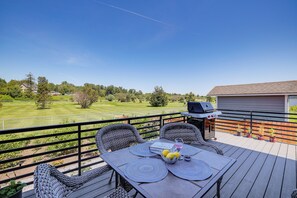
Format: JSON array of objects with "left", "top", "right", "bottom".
[
  {"left": 127, "top": 118, "right": 131, "bottom": 124},
  {"left": 250, "top": 111, "right": 253, "bottom": 134},
  {"left": 78, "top": 124, "right": 82, "bottom": 176},
  {"left": 160, "top": 115, "right": 163, "bottom": 128}
]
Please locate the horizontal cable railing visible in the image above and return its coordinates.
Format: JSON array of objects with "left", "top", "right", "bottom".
[
  {"left": 0, "top": 112, "right": 184, "bottom": 188},
  {"left": 216, "top": 109, "right": 297, "bottom": 145}
]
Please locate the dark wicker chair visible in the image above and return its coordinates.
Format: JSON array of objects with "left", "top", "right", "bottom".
[
  {"left": 34, "top": 163, "right": 129, "bottom": 198},
  {"left": 96, "top": 123, "right": 145, "bottom": 154},
  {"left": 160, "top": 122, "right": 223, "bottom": 198},
  {"left": 95, "top": 123, "right": 145, "bottom": 189},
  {"left": 160, "top": 122, "right": 223, "bottom": 155}
]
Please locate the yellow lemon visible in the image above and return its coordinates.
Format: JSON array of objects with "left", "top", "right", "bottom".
[
  {"left": 173, "top": 152, "right": 180, "bottom": 158},
  {"left": 166, "top": 153, "right": 175, "bottom": 160},
  {"left": 162, "top": 149, "right": 170, "bottom": 157}
]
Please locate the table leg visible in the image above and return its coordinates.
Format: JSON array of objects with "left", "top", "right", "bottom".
[
  {"left": 217, "top": 177, "right": 222, "bottom": 198},
  {"left": 109, "top": 170, "right": 115, "bottom": 184}
]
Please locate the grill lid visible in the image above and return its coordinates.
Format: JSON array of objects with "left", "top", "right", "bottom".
[{"left": 187, "top": 102, "right": 214, "bottom": 113}]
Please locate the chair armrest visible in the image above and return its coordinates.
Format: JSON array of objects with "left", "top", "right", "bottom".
[{"left": 52, "top": 164, "right": 111, "bottom": 187}]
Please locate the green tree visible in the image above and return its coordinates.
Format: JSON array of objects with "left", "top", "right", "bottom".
[
  {"left": 73, "top": 85, "right": 98, "bottom": 108},
  {"left": 58, "top": 81, "right": 75, "bottom": 95},
  {"left": 137, "top": 94, "right": 144, "bottom": 103},
  {"left": 130, "top": 94, "right": 137, "bottom": 102},
  {"left": 48, "top": 83, "right": 56, "bottom": 92},
  {"left": 115, "top": 93, "right": 127, "bottom": 102},
  {"left": 35, "top": 76, "right": 52, "bottom": 109},
  {"left": 106, "top": 85, "right": 118, "bottom": 95},
  {"left": 106, "top": 94, "right": 115, "bottom": 101},
  {"left": 0, "top": 78, "right": 7, "bottom": 95},
  {"left": 185, "top": 92, "right": 196, "bottom": 102},
  {"left": 149, "top": 86, "right": 168, "bottom": 107},
  {"left": 206, "top": 96, "right": 215, "bottom": 103},
  {"left": 24, "top": 72, "right": 35, "bottom": 99},
  {"left": 7, "top": 80, "right": 22, "bottom": 98},
  {"left": 178, "top": 96, "right": 185, "bottom": 103}
]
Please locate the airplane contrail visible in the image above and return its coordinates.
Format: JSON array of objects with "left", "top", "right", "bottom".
[{"left": 93, "top": 0, "right": 171, "bottom": 27}]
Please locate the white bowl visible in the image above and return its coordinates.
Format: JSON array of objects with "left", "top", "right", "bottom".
[{"left": 161, "top": 154, "right": 178, "bottom": 164}]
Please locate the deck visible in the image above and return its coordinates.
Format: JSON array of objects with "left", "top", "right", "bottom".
[{"left": 23, "top": 132, "right": 297, "bottom": 198}]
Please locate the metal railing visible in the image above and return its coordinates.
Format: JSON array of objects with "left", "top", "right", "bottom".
[
  {"left": 1, "top": 109, "right": 296, "bottom": 188},
  {"left": 216, "top": 109, "right": 297, "bottom": 144},
  {"left": 0, "top": 112, "right": 185, "bottom": 187}
]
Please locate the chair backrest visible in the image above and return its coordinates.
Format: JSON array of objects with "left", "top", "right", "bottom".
[
  {"left": 96, "top": 123, "right": 145, "bottom": 154},
  {"left": 160, "top": 122, "right": 202, "bottom": 144},
  {"left": 34, "top": 164, "right": 75, "bottom": 198}
]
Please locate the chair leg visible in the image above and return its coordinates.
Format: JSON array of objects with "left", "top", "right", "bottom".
[
  {"left": 115, "top": 172, "right": 119, "bottom": 188},
  {"left": 217, "top": 177, "right": 222, "bottom": 198},
  {"left": 109, "top": 170, "right": 115, "bottom": 184},
  {"left": 133, "top": 192, "right": 138, "bottom": 198}
]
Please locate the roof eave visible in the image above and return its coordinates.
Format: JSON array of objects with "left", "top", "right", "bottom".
[{"left": 208, "top": 92, "right": 297, "bottom": 97}]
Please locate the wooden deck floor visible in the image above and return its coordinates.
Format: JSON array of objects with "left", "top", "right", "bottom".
[{"left": 23, "top": 132, "right": 297, "bottom": 198}]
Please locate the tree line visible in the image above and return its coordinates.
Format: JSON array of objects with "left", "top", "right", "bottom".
[{"left": 0, "top": 73, "right": 213, "bottom": 109}]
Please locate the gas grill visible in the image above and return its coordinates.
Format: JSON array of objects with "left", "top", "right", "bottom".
[{"left": 181, "top": 102, "right": 222, "bottom": 140}]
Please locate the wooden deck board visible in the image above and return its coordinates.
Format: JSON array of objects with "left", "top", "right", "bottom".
[
  {"left": 281, "top": 144, "right": 296, "bottom": 198},
  {"left": 220, "top": 138, "right": 261, "bottom": 187},
  {"left": 220, "top": 140, "right": 267, "bottom": 198},
  {"left": 203, "top": 134, "right": 257, "bottom": 197},
  {"left": 231, "top": 142, "right": 273, "bottom": 198},
  {"left": 264, "top": 143, "right": 288, "bottom": 198},
  {"left": 71, "top": 171, "right": 114, "bottom": 198},
  {"left": 247, "top": 142, "right": 281, "bottom": 198},
  {"left": 22, "top": 132, "right": 296, "bottom": 198}
]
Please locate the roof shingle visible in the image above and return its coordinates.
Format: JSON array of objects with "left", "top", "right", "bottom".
[{"left": 207, "top": 80, "right": 297, "bottom": 96}]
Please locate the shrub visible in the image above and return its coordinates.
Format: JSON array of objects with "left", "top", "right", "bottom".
[
  {"left": 0, "top": 95, "right": 14, "bottom": 102},
  {"left": 185, "top": 92, "right": 196, "bottom": 102},
  {"left": 46, "top": 133, "right": 78, "bottom": 157},
  {"left": 106, "top": 94, "right": 115, "bottom": 101},
  {"left": 115, "top": 93, "right": 127, "bottom": 102},
  {"left": 290, "top": 105, "right": 297, "bottom": 112},
  {"left": 149, "top": 86, "right": 168, "bottom": 107},
  {"left": 73, "top": 86, "right": 98, "bottom": 108},
  {"left": 14, "top": 96, "right": 32, "bottom": 101},
  {"left": 0, "top": 134, "right": 30, "bottom": 169},
  {"left": 0, "top": 180, "right": 26, "bottom": 198},
  {"left": 33, "top": 127, "right": 78, "bottom": 158}
]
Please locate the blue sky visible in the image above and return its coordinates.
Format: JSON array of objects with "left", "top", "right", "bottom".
[{"left": 0, "top": 0, "right": 296, "bottom": 95}]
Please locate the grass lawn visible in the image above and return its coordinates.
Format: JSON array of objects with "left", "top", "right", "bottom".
[{"left": 0, "top": 100, "right": 186, "bottom": 129}]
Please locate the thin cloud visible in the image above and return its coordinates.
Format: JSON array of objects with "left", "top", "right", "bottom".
[
  {"left": 66, "top": 57, "right": 79, "bottom": 65},
  {"left": 93, "top": 0, "right": 171, "bottom": 27}
]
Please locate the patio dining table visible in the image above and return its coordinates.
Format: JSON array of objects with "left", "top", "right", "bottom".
[{"left": 101, "top": 139, "right": 236, "bottom": 198}]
